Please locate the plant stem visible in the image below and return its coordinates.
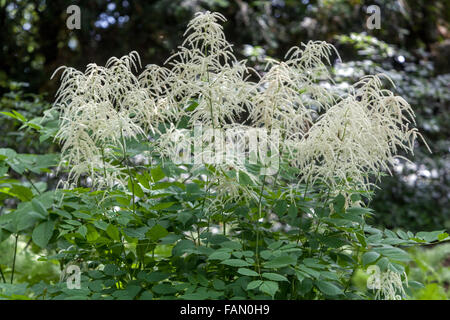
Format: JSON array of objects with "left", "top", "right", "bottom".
[
  {"left": 121, "top": 131, "right": 136, "bottom": 215},
  {"left": 25, "top": 172, "right": 41, "bottom": 195},
  {"left": 100, "top": 146, "right": 108, "bottom": 179},
  {"left": 345, "top": 246, "right": 360, "bottom": 292},
  {"left": 255, "top": 176, "right": 266, "bottom": 276},
  {"left": 10, "top": 234, "right": 18, "bottom": 284},
  {"left": 222, "top": 213, "right": 226, "bottom": 236}
]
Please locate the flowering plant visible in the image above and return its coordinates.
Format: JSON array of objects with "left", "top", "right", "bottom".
[{"left": 0, "top": 11, "right": 447, "bottom": 300}]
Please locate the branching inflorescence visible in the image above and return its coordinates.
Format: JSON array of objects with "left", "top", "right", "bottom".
[
  {"left": 46, "top": 10, "right": 432, "bottom": 301},
  {"left": 50, "top": 10, "right": 428, "bottom": 208}
]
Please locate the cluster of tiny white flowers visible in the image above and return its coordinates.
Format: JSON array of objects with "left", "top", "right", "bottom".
[
  {"left": 250, "top": 60, "right": 312, "bottom": 136},
  {"left": 288, "top": 73, "right": 430, "bottom": 192},
  {"left": 164, "top": 11, "right": 254, "bottom": 128},
  {"left": 50, "top": 10, "right": 427, "bottom": 202},
  {"left": 375, "top": 270, "right": 408, "bottom": 300},
  {"left": 49, "top": 50, "right": 181, "bottom": 188}
]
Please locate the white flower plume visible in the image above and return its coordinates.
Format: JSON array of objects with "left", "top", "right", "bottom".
[{"left": 48, "top": 11, "right": 429, "bottom": 199}]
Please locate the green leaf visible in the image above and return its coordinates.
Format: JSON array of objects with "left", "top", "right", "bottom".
[
  {"left": 71, "top": 211, "right": 91, "bottom": 220},
  {"left": 142, "top": 271, "right": 170, "bottom": 282},
  {"left": 262, "top": 273, "right": 288, "bottom": 282},
  {"left": 31, "top": 198, "right": 48, "bottom": 218},
  {"left": 136, "top": 172, "right": 151, "bottom": 189},
  {"left": 362, "top": 251, "right": 380, "bottom": 266},
  {"left": 396, "top": 230, "right": 409, "bottom": 240},
  {"left": 139, "top": 291, "right": 153, "bottom": 300},
  {"left": 65, "top": 219, "right": 81, "bottom": 226},
  {"left": 408, "top": 281, "right": 425, "bottom": 290},
  {"left": 152, "top": 283, "right": 177, "bottom": 295},
  {"left": 86, "top": 226, "right": 99, "bottom": 242},
  {"left": 9, "top": 185, "right": 33, "bottom": 201},
  {"left": 237, "top": 268, "right": 259, "bottom": 276},
  {"left": 93, "top": 220, "right": 108, "bottom": 231},
  {"left": 247, "top": 280, "right": 263, "bottom": 290},
  {"left": 0, "top": 110, "right": 26, "bottom": 122},
  {"left": 221, "top": 259, "right": 251, "bottom": 267},
  {"left": 438, "top": 232, "right": 449, "bottom": 241},
  {"left": 150, "top": 166, "right": 165, "bottom": 182},
  {"left": 288, "top": 205, "right": 298, "bottom": 218},
  {"left": 333, "top": 194, "right": 346, "bottom": 213},
  {"left": 259, "top": 281, "right": 278, "bottom": 297},
  {"left": 220, "top": 241, "right": 242, "bottom": 250},
  {"left": 208, "top": 251, "right": 231, "bottom": 261},
  {"left": 147, "top": 224, "right": 169, "bottom": 241},
  {"left": 376, "top": 257, "right": 390, "bottom": 272},
  {"left": 106, "top": 224, "right": 120, "bottom": 241},
  {"left": 32, "top": 220, "right": 55, "bottom": 248},
  {"left": 346, "top": 207, "right": 373, "bottom": 216},
  {"left": 128, "top": 178, "right": 145, "bottom": 198},
  {"left": 263, "top": 255, "right": 297, "bottom": 268},
  {"left": 298, "top": 278, "right": 313, "bottom": 295},
  {"left": 238, "top": 170, "right": 253, "bottom": 186},
  {"left": 297, "top": 265, "right": 320, "bottom": 278},
  {"left": 416, "top": 231, "right": 444, "bottom": 242},
  {"left": 176, "top": 211, "right": 193, "bottom": 225},
  {"left": 123, "top": 226, "right": 149, "bottom": 240},
  {"left": 355, "top": 232, "right": 367, "bottom": 247},
  {"left": 172, "top": 240, "right": 195, "bottom": 257},
  {"left": 315, "top": 280, "right": 343, "bottom": 296},
  {"left": 0, "top": 228, "right": 12, "bottom": 243},
  {"left": 373, "top": 247, "right": 410, "bottom": 262},
  {"left": 273, "top": 200, "right": 288, "bottom": 216},
  {"left": 213, "top": 279, "right": 225, "bottom": 290},
  {"left": 148, "top": 202, "right": 174, "bottom": 211},
  {"left": 77, "top": 225, "right": 87, "bottom": 238}
]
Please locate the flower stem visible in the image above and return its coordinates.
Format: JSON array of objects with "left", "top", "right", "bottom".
[
  {"left": 10, "top": 234, "right": 18, "bottom": 284},
  {"left": 121, "top": 131, "right": 136, "bottom": 215},
  {"left": 255, "top": 176, "right": 266, "bottom": 276}
]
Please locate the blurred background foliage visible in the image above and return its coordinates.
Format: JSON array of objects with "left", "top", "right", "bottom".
[{"left": 0, "top": 0, "right": 449, "bottom": 294}]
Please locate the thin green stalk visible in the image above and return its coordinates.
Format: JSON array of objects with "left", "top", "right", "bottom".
[
  {"left": 201, "top": 175, "right": 211, "bottom": 247},
  {"left": 120, "top": 131, "right": 136, "bottom": 215},
  {"left": 345, "top": 246, "right": 360, "bottom": 292},
  {"left": 204, "top": 44, "right": 217, "bottom": 130},
  {"left": 25, "top": 172, "right": 41, "bottom": 195},
  {"left": 10, "top": 234, "right": 18, "bottom": 284},
  {"left": 302, "top": 163, "right": 314, "bottom": 201},
  {"left": 222, "top": 212, "right": 226, "bottom": 236},
  {"left": 255, "top": 176, "right": 267, "bottom": 276},
  {"left": 100, "top": 146, "right": 108, "bottom": 178}
]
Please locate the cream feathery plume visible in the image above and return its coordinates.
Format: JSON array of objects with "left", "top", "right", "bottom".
[
  {"left": 165, "top": 11, "right": 255, "bottom": 128},
  {"left": 50, "top": 52, "right": 152, "bottom": 189}
]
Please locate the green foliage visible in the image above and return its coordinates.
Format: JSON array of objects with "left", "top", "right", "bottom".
[
  {"left": 407, "top": 243, "right": 450, "bottom": 300},
  {"left": 0, "top": 80, "right": 54, "bottom": 154},
  {"left": 352, "top": 242, "right": 450, "bottom": 300},
  {"left": 0, "top": 138, "right": 448, "bottom": 300}
]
